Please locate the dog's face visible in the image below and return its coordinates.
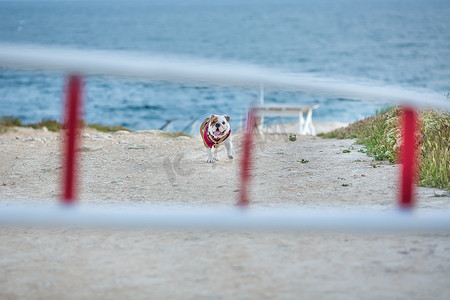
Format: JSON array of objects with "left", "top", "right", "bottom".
[{"left": 208, "top": 115, "right": 231, "bottom": 138}]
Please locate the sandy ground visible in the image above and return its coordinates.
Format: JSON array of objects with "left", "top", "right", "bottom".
[{"left": 0, "top": 123, "right": 449, "bottom": 300}]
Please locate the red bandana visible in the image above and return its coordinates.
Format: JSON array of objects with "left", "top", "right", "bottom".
[{"left": 203, "top": 128, "right": 231, "bottom": 148}]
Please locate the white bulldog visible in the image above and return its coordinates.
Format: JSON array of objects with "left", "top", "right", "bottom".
[{"left": 200, "top": 114, "right": 233, "bottom": 163}]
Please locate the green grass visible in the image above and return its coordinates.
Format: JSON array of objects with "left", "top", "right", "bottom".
[
  {"left": 320, "top": 107, "right": 400, "bottom": 163},
  {"left": 86, "top": 123, "right": 130, "bottom": 133},
  {"left": 0, "top": 116, "right": 22, "bottom": 133},
  {"left": 320, "top": 107, "right": 449, "bottom": 189},
  {"left": 419, "top": 110, "right": 450, "bottom": 189},
  {"left": 0, "top": 117, "right": 191, "bottom": 137},
  {"left": 0, "top": 117, "right": 130, "bottom": 133},
  {"left": 28, "top": 119, "right": 62, "bottom": 132}
]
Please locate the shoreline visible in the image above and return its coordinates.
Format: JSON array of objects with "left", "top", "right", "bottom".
[{"left": 1, "top": 115, "right": 349, "bottom": 135}]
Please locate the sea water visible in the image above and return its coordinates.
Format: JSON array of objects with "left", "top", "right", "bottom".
[{"left": 0, "top": 0, "right": 449, "bottom": 132}]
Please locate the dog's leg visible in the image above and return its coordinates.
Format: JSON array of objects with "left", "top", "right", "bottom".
[
  {"left": 225, "top": 139, "right": 233, "bottom": 159},
  {"left": 213, "top": 147, "right": 219, "bottom": 161},
  {"left": 205, "top": 147, "right": 214, "bottom": 163}
]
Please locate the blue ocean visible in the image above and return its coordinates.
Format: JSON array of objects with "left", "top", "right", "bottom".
[{"left": 0, "top": 0, "right": 449, "bottom": 132}]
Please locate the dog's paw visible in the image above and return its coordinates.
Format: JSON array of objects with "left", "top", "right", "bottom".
[
  {"left": 214, "top": 157, "right": 219, "bottom": 161},
  {"left": 228, "top": 155, "right": 234, "bottom": 159},
  {"left": 206, "top": 158, "right": 215, "bottom": 163}
]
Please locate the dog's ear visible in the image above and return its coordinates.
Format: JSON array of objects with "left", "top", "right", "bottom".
[{"left": 225, "top": 115, "right": 231, "bottom": 122}]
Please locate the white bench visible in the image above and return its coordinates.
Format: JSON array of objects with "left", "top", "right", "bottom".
[{"left": 254, "top": 103, "right": 320, "bottom": 136}]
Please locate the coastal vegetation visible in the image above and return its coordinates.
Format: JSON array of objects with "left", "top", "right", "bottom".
[
  {"left": 0, "top": 117, "right": 130, "bottom": 133},
  {"left": 320, "top": 107, "right": 449, "bottom": 189},
  {"left": 0, "top": 117, "right": 192, "bottom": 138}
]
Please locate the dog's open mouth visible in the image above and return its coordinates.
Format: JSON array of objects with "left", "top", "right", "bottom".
[{"left": 213, "top": 129, "right": 225, "bottom": 137}]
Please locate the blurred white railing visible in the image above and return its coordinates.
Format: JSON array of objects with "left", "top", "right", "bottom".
[{"left": 0, "top": 43, "right": 449, "bottom": 231}]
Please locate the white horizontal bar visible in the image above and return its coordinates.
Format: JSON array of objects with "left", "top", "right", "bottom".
[
  {"left": 1, "top": 205, "right": 450, "bottom": 233},
  {"left": 255, "top": 111, "right": 309, "bottom": 117},
  {"left": 256, "top": 104, "right": 320, "bottom": 110},
  {"left": 0, "top": 43, "right": 448, "bottom": 111},
  {"left": 255, "top": 104, "right": 319, "bottom": 117}
]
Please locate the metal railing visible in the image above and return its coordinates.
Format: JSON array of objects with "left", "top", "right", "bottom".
[{"left": 0, "top": 43, "right": 449, "bottom": 231}]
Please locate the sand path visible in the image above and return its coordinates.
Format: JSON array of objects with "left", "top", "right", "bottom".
[{"left": 0, "top": 126, "right": 449, "bottom": 299}]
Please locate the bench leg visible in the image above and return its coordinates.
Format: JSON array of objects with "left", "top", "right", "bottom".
[
  {"left": 298, "top": 112, "right": 305, "bottom": 134},
  {"left": 298, "top": 109, "right": 316, "bottom": 136},
  {"left": 305, "top": 109, "right": 316, "bottom": 136}
]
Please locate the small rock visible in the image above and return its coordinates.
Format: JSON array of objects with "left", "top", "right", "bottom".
[
  {"left": 109, "top": 180, "right": 123, "bottom": 185},
  {"left": 98, "top": 134, "right": 113, "bottom": 140},
  {"left": 433, "top": 191, "right": 449, "bottom": 197},
  {"left": 128, "top": 145, "right": 148, "bottom": 150},
  {"left": 25, "top": 137, "right": 44, "bottom": 143},
  {"left": 41, "top": 166, "right": 60, "bottom": 173},
  {"left": 113, "top": 130, "right": 130, "bottom": 135},
  {"left": 81, "top": 146, "right": 103, "bottom": 152}
]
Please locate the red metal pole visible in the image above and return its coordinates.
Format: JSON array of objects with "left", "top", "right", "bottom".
[
  {"left": 238, "top": 108, "right": 256, "bottom": 207},
  {"left": 399, "top": 106, "right": 418, "bottom": 210},
  {"left": 61, "top": 74, "right": 83, "bottom": 205}
]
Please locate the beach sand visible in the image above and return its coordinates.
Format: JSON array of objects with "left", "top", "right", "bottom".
[{"left": 0, "top": 123, "right": 449, "bottom": 300}]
